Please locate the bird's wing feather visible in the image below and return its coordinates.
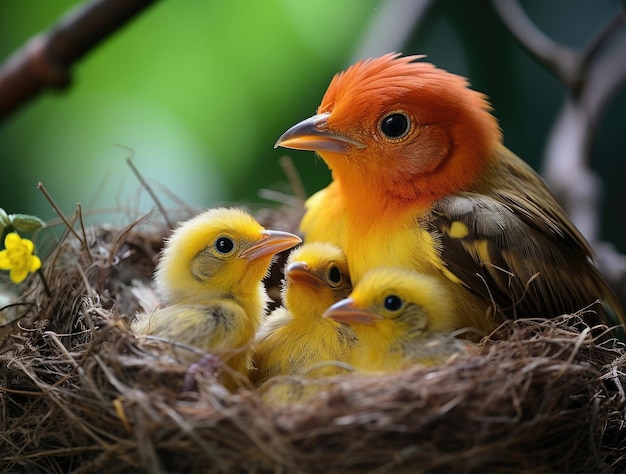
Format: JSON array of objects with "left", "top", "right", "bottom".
[
  {"left": 431, "top": 192, "right": 621, "bottom": 326},
  {"left": 133, "top": 302, "right": 244, "bottom": 348}
]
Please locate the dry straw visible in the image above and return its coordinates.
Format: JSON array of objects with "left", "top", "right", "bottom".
[{"left": 1, "top": 204, "right": 625, "bottom": 473}]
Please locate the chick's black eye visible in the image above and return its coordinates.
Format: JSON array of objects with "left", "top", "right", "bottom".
[
  {"left": 384, "top": 294, "right": 403, "bottom": 311},
  {"left": 215, "top": 237, "right": 234, "bottom": 254},
  {"left": 328, "top": 265, "right": 342, "bottom": 285},
  {"left": 379, "top": 112, "right": 410, "bottom": 141}
]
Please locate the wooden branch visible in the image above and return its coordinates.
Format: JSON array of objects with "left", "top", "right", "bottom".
[
  {"left": 491, "top": 0, "right": 579, "bottom": 87},
  {"left": 350, "top": 0, "right": 436, "bottom": 61},
  {"left": 544, "top": 38, "right": 626, "bottom": 242},
  {"left": 491, "top": 0, "right": 625, "bottom": 93},
  {"left": 491, "top": 0, "right": 626, "bottom": 237},
  {"left": 0, "top": 0, "right": 159, "bottom": 123},
  {"left": 492, "top": 0, "right": 626, "bottom": 304}
]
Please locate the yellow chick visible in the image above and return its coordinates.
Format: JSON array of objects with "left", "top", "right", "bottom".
[
  {"left": 132, "top": 207, "right": 301, "bottom": 390},
  {"left": 252, "top": 242, "right": 355, "bottom": 389},
  {"left": 323, "top": 267, "right": 470, "bottom": 373}
]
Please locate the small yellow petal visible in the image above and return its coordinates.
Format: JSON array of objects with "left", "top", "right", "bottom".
[
  {"left": 0, "top": 250, "right": 10, "bottom": 270},
  {"left": 10, "top": 267, "right": 28, "bottom": 284},
  {"left": 22, "top": 238, "right": 34, "bottom": 254},
  {"left": 4, "top": 232, "right": 21, "bottom": 249},
  {"left": 29, "top": 255, "right": 42, "bottom": 272}
]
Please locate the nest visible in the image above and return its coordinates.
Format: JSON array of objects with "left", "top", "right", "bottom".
[{"left": 1, "top": 206, "right": 626, "bottom": 474}]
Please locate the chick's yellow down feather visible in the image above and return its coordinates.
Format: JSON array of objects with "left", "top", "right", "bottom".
[
  {"left": 324, "top": 267, "right": 471, "bottom": 373},
  {"left": 132, "top": 207, "right": 301, "bottom": 390},
  {"left": 252, "top": 242, "right": 355, "bottom": 388}
]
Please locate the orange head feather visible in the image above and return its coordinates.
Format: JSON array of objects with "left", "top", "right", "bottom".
[{"left": 276, "top": 53, "right": 502, "bottom": 209}]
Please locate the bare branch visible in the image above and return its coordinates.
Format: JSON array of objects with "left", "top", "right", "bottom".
[
  {"left": 579, "top": 9, "right": 626, "bottom": 76},
  {"left": 491, "top": 0, "right": 578, "bottom": 87},
  {"left": 121, "top": 146, "right": 175, "bottom": 230},
  {"left": 492, "top": 1, "right": 625, "bottom": 94},
  {"left": 0, "top": 0, "right": 159, "bottom": 123},
  {"left": 493, "top": 1, "right": 626, "bottom": 304},
  {"left": 543, "top": 21, "right": 626, "bottom": 242},
  {"left": 583, "top": 32, "right": 626, "bottom": 121},
  {"left": 492, "top": 0, "right": 626, "bottom": 237},
  {"left": 543, "top": 98, "right": 600, "bottom": 241},
  {"left": 350, "top": 0, "right": 436, "bottom": 62}
]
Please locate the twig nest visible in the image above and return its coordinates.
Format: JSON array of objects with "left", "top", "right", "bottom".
[{"left": 1, "top": 207, "right": 625, "bottom": 473}]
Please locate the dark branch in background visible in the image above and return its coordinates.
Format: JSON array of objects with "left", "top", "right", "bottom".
[
  {"left": 350, "top": 0, "right": 436, "bottom": 63},
  {"left": 492, "top": 0, "right": 625, "bottom": 94},
  {"left": 492, "top": 0, "right": 626, "bottom": 304},
  {"left": 0, "top": 0, "right": 158, "bottom": 124}
]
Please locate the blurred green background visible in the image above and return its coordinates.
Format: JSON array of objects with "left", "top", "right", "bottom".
[{"left": 0, "top": 0, "right": 624, "bottom": 251}]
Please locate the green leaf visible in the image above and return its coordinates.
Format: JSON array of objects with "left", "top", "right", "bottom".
[
  {"left": 0, "top": 208, "right": 8, "bottom": 235},
  {"left": 9, "top": 214, "right": 46, "bottom": 233}
]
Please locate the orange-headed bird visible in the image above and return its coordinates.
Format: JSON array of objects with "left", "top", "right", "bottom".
[{"left": 276, "top": 53, "right": 624, "bottom": 335}]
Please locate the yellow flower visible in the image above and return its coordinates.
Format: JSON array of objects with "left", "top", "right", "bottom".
[{"left": 0, "top": 232, "right": 42, "bottom": 284}]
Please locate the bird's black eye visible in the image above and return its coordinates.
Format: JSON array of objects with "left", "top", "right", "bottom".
[
  {"left": 379, "top": 111, "right": 411, "bottom": 141},
  {"left": 383, "top": 294, "right": 403, "bottom": 312},
  {"left": 327, "top": 265, "right": 342, "bottom": 285},
  {"left": 215, "top": 237, "right": 235, "bottom": 254}
]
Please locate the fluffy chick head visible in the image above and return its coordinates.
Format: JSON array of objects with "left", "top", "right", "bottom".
[
  {"left": 155, "top": 207, "right": 301, "bottom": 306},
  {"left": 324, "top": 266, "right": 456, "bottom": 336},
  {"left": 282, "top": 242, "right": 352, "bottom": 317}
]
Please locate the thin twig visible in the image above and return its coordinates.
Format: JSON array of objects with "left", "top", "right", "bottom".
[
  {"left": 36, "top": 269, "right": 52, "bottom": 299},
  {"left": 37, "top": 182, "right": 89, "bottom": 253},
  {"left": 43, "top": 331, "right": 80, "bottom": 369},
  {"left": 105, "top": 212, "right": 152, "bottom": 269},
  {"left": 76, "top": 203, "right": 95, "bottom": 264},
  {"left": 279, "top": 155, "right": 307, "bottom": 202},
  {"left": 0, "top": 0, "right": 159, "bottom": 123},
  {"left": 120, "top": 146, "right": 175, "bottom": 230}
]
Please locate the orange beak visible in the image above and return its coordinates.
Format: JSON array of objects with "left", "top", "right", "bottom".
[
  {"left": 240, "top": 230, "right": 301, "bottom": 262},
  {"left": 275, "top": 112, "right": 365, "bottom": 154},
  {"left": 323, "top": 297, "right": 382, "bottom": 326},
  {"left": 286, "top": 261, "right": 323, "bottom": 290}
]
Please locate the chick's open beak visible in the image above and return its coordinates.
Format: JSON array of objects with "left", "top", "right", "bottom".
[
  {"left": 323, "top": 298, "right": 382, "bottom": 326},
  {"left": 275, "top": 112, "right": 366, "bottom": 154},
  {"left": 241, "top": 230, "right": 301, "bottom": 261}
]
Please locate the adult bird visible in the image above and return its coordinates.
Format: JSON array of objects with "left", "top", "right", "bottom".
[
  {"left": 276, "top": 53, "right": 625, "bottom": 336},
  {"left": 252, "top": 242, "right": 355, "bottom": 389},
  {"left": 132, "top": 207, "right": 301, "bottom": 391},
  {"left": 323, "top": 267, "right": 470, "bottom": 372}
]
